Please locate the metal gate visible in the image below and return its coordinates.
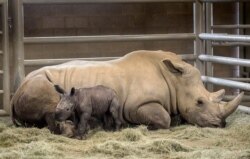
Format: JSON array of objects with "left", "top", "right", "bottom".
[
  {"left": 0, "top": 0, "right": 9, "bottom": 115},
  {"left": 9, "top": 0, "right": 250, "bottom": 115},
  {"left": 200, "top": 0, "right": 250, "bottom": 104}
]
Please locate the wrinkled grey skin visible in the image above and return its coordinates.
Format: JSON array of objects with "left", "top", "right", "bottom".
[
  {"left": 54, "top": 85, "right": 122, "bottom": 139},
  {"left": 11, "top": 50, "right": 244, "bottom": 132}
]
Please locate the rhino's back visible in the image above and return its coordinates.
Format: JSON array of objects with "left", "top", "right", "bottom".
[{"left": 12, "top": 50, "right": 179, "bottom": 123}]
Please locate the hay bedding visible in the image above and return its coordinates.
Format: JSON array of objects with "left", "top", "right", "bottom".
[{"left": 0, "top": 111, "right": 249, "bottom": 159}]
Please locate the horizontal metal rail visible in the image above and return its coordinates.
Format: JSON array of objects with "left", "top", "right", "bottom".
[
  {"left": 24, "top": 33, "right": 196, "bottom": 44},
  {"left": 24, "top": 54, "right": 196, "bottom": 66},
  {"left": 238, "top": 106, "right": 250, "bottom": 113},
  {"left": 23, "top": 0, "right": 195, "bottom": 4},
  {"left": 201, "top": 0, "right": 250, "bottom": 2},
  {"left": 225, "top": 78, "right": 250, "bottom": 82},
  {"left": 24, "top": 57, "right": 119, "bottom": 66},
  {"left": 0, "top": 90, "right": 3, "bottom": 94},
  {"left": 202, "top": 76, "right": 250, "bottom": 91},
  {"left": 0, "top": 70, "right": 3, "bottom": 74},
  {"left": 211, "top": 24, "right": 250, "bottom": 29},
  {"left": 199, "top": 33, "right": 250, "bottom": 42},
  {"left": 224, "top": 95, "right": 250, "bottom": 102},
  {"left": 199, "top": 55, "right": 250, "bottom": 67},
  {"left": 212, "top": 42, "right": 250, "bottom": 47},
  {"left": 0, "top": 110, "right": 8, "bottom": 116},
  {"left": 0, "top": 51, "right": 2, "bottom": 55},
  {"left": 0, "top": 31, "right": 2, "bottom": 34}
]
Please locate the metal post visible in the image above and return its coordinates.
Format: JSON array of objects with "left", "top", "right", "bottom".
[
  {"left": 2, "top": 0, "right": 10, "bottom": 114},
  {"left": 205, "top": 2, "right": 213, "bottom": 91},
  {"left": 233, "top": 1, "right": 241, "bottom": 95},
  {"left": 194, "top": 0, "right": 205, "bottom": 75},
  {"left": 13, "top": 0, "right": 25, "bottom": 91}
]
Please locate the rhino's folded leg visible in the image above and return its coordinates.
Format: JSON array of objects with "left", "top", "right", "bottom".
[
  {"left": 136, "top": 103, "right": 171, "bottom": 130},
  {"left": 45, "top": 112, "right": 60, "bottom": 134}
]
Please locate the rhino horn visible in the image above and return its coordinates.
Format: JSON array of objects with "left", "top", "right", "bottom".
[
  {"left": 223, "top": 92, "right": 244, "bottom": 118},
  {"left": 210, "top": 89, "right": 225, "bottom": 102}
]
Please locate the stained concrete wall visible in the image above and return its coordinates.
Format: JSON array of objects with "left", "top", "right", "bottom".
[{"left": 21, "top": 3, "right": 194, "bottom": 78}]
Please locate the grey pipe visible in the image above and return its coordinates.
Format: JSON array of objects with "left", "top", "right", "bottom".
[
  {"left": 13, "top": 0, "right": 25, "bottom": 90},
  {"left": 24, "top": 57, "right": 120, "bottom": 66},
  {"left": 199, "top": 55, "right": 250, "bottom": 67},
  {"left": 224, "top": 95, "right": 250, "bottom": 102},
  {"left": 237, "top": 105, "right": 250, "bottom": 114},
  {"left": 23, "top": 0, "right": 195, "bottom": 4},
  {"left": 202, "top": 76, "right": 250, "bottom": 91},
  {"left": 24, "top": 33, "right": 196, "bottom": 44},
  {"left": 199, "top": 33, "right": 250, "bottom": 42},
  {"left": 0, "top": 110, "right": 8, "bottom": 116},
  {"left": 211, "top": 24, "right": 250, "bottom": 29},
  {"left": 201, "top": 0, "right": 249, "bottom": 2},
  {"left": 212, "top": 42, "right": 250, "bottom": 47},
  {"left": 225, "top": 78, "right": 250, "bottom": 82}
]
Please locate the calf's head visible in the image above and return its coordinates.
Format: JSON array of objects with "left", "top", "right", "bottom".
[
  {"left": 163, "top": 59, "right": 244, "bottom": 128},
  {"left": 54, "top": 85, "right": 76, "bottom": 121}
]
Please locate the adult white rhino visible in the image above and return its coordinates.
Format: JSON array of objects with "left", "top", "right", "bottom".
[{"left": 11, "top": 50, "right": 244, "bottom": 132}]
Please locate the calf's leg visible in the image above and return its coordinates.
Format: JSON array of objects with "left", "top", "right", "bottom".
[
  {"left": 135, "top": 103, "right": 171, "bottom": 130},
  {"left": 109, "top": 97, "right": 122, "bottom": 130},
  {"left": 77, "top": 112, "right": 91, "bottom": 139}
]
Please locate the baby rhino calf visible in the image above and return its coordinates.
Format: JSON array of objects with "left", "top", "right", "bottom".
[{"left": 54, "top": 85, "right": 122, "bottom": 139}]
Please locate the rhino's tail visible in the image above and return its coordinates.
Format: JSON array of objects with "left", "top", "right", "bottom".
[
  {"left": 10, "top": 99, "right": 22, "bottom": 127},
  {"left": 10, "top": 79, "right": 31, "bottom": 127},
  {"left": 11, "top": 98, "right": 36, "bottom": 127}
]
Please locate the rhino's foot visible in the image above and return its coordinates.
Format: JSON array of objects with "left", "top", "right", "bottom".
[{"left": 136, "top": 103, "right": 171, "bottom": 130}]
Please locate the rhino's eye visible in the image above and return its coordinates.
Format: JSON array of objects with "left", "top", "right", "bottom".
[
  {"left": 197, "top": 99, "right": 204, "bottom": 107},
  {"left": 66, "top": 108, "right": 70, "bottom": 111}
]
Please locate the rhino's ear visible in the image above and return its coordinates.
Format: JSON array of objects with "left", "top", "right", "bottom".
[
  {"left": 54, "top": 85, "right": 66, "bottom": 94},
  {"left": 70, "top": 87, "right": 75, "bottom": 96},
  {"left": 162, "top": 59, "right": 185, "bottom": 75}
]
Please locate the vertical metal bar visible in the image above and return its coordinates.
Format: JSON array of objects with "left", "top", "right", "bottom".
[
  {"left": 234, "top": 2, "right": 241, "bottom": 95},
  {"left": 13, "top": 0, "right": 25, "bottom": 91},
  {"left": 205, "top": 2, "right": 214, "bottom": 91},
  {"left": 2, "top": 0, "right": 10, "bottom": 113},
  {"left": 194, "top": 0, "right": 205, "bottom": 75}
]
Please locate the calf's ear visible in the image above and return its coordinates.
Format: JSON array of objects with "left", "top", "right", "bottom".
[
  {"left": 54, "top": 85, "right": 66, "bottom": 94},
  {"left": 162, "top": 59, "right": 185, "bottom": 75},
  {"left": 70, "top": 87, "right": 75, "bottom": 96}
]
